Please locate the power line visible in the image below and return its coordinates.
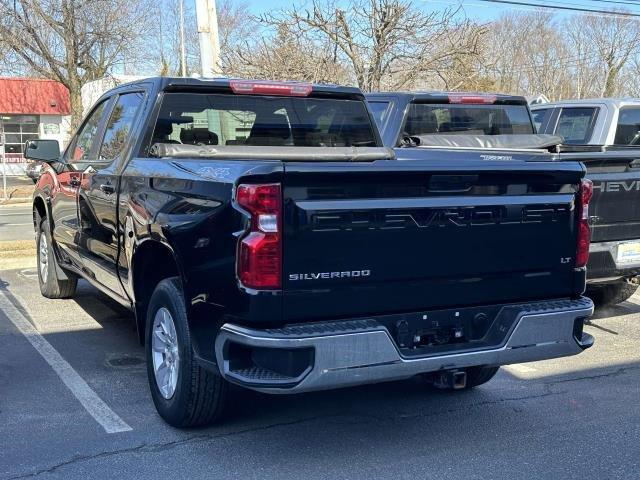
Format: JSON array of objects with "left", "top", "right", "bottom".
[
  {"left": 480, "top": 27, "right": 640, "bottom": 73},
  {"left": 593, "top": 0, "right": 640, "bottom": 7},
  {"left": 475, "top": 0, "right": 640, "bottom": 17}
]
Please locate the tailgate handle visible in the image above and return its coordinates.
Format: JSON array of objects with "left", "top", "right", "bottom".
[{"left": 428, "top": 174, "right": 478, "bottom": 193}]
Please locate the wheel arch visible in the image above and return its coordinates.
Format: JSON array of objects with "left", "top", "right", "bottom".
[
  {"left": 131, "top": 239, "right": 185, "bottom": 344},
  {"left": 32, "top": 195, "right": 49, "bottom": 229}
]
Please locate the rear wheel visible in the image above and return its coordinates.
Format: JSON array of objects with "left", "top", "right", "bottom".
[
  {"left": 37, "top": 218, "right": 77, "bottom": 299},
  {"left": 589, "top": 283, "right": 638, "bottom": 307},
  {"left": 146, "top": 277, "right": 228, "bottom": 427}
]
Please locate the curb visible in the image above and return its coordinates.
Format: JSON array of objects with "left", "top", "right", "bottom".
[{"left": 0, "top": 200, "right": 32, "bottom": 207}]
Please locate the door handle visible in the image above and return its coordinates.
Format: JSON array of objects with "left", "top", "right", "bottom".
[
  {"left": 70, "top": 177, "right": 80, "bottom": 188},
  {"left": 99, "top": 184, "right": 115, "bottom": 195}
]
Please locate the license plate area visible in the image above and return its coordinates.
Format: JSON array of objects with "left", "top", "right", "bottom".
[
  {"left": 617, "top": 242, "right": 640, "bottom": 265},
  {"left": 376, "top": 304, "right": 520, "bottom": 358}
]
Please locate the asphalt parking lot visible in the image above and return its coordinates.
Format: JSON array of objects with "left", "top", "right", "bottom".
[
  {"left": 0, "top": 204, "right": 34, "bottom": 242},
  {"left": 1, "top": 266, "right": 639, "bottom": 480}
]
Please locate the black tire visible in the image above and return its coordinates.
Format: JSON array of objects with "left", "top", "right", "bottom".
[
  {"left": 464, "top": 365, "right": 500, "bottom": 388},
  {"left": 36, "top": 217, "right": 77, "bottom": 299},
  {"left": 145, "top": 277, "right": 227, "bottom": 428},
  {"left": 589, "top": 283, "right": 638, "bottom": 307}
]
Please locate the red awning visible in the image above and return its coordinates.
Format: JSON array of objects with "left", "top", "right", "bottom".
[{"left": 0, "top": 77, "right": 70, "bottom": 115}]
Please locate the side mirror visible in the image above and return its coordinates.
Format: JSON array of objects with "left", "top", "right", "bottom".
[{"left": 24, "top": 139, "right": 61, "bottom": 163}]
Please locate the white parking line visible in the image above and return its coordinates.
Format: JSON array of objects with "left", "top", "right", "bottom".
[
  {"left": 0, "top": 289, "right": 133, "bottom": 434},
  {"left": 2, "top": 223, "right": 32, "bottom": 226}
]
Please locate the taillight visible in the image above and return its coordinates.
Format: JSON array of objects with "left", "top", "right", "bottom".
[
  {"left": 236, "top": 183, "right": 282, "bottom": 289},
  {"left": 576, "top": 179, "right": 593, "bottom": 268},
  {"left": 230, "top": 80, "right": 312, "bottom": 97},
  {"left": 448, "top": 94, "right": 497, "bottom": 104}
]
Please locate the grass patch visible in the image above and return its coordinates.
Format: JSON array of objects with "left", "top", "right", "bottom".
[{"left": 0, "top": 240, "right": 36, "bottom": 258}]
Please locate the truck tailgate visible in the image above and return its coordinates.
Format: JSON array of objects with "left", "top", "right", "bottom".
[
  {"left": 281, "top": 159, "right": 584, "bottom": 322},
  {"left": 575, "top": 153, "right": 640, "bottom": 243}
]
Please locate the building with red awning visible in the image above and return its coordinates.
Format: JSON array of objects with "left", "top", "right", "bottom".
[{"left": 0, "top": 77, "right": 71, "bottom": 171}]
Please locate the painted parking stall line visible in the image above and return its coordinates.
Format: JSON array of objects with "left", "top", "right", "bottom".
[{"left": 0, "top": 289, "right": 133, "bottom": 434}]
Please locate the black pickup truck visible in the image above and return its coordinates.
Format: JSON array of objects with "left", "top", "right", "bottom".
[{"left": 28, "top": 78, "right": 593, "bottom": 427}]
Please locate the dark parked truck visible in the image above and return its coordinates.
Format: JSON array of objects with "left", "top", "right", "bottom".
[
  {"left": 29, "top": 79, "right": 594, "bottom": 427},
  {"left": 366, "top": 91, "right": 536, "bottom": 147},
  {"left": 531, "top": 99, "right": 640, "bottom": 305}
]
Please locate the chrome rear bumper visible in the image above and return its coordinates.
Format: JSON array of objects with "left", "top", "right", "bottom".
[{"left": 214, "top": 297, "right": 594, "bottom": 394}]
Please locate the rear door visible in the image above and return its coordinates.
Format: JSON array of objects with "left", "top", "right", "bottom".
[{"left": 78, "top": 90, "right": 146, "bottom": 298}]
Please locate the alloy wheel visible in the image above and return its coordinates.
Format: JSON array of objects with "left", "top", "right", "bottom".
[{"left": 151, "top": 307, "right": 180, "bottom": 399}]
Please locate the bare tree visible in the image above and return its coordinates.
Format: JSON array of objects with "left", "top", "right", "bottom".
[
  {"left": 567, "top": 13, "right": 640, "bottom": 97},
  {"left": 564, "top": 16, "right": 600, "bottom": 98},
  {"left": 261, "top": 0, "right": 484, "bottom": 92},
  {"left": 156, "top": 0, "right": 200, "bottom": 76},
  {"left": 217, "top": 0, "right": 255, "bottom": 73},
  {"left": 228, "top": 23, "right": 350, "bottom": 84},
  {"left": 481, "top": 12, "right": 570, "bottom": 100},
  {"left": 0, "top": 0, "right": 152, "bottom": 128}
]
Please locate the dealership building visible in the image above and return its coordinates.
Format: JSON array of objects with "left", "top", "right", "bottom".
[{"left": 0, "top": 77, "right": 70, "bottom": 175}]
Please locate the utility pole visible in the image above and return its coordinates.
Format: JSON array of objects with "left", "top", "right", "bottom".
[
  {"left": 179, "top": 0, "right": 187, "bottom": 77},
  {"left": 195, "top": 0, "right": 221, "bottom": 77}
]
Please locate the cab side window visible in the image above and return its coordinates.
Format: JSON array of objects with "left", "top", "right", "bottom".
[
  {"left": 555, "top": 107, "right": 597, "bottom": 144},
  {"left": 65, "top": 100, "right": 109, "bottom": 163},
  {"left": 531, "top": 108, "right": 551, "bottom": 133},
  {"left": 99, "top": 92, "right": 144, "bottom": 160}
]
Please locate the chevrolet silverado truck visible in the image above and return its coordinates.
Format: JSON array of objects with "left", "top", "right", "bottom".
[
  {"left": 531, "top": 99, "right": 640, "bottom": 305},
  {"left": 28, "top": 79, "right": 593, "bottom": 427}
]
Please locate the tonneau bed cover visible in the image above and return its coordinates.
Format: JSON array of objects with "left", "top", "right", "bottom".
[{"left": 411, "top": 134, "right": 563, "bottom": 150}]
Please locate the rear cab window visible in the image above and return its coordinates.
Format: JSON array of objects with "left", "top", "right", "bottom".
[
  {"left": 554, "top": 107, "right": 598, "bottom": 144},
  {"left": 151, "top": 93, "right": 378, "bottom": 151},
  {"left": 402, "top": 102, "right": 534, "bottom": 137},
  {"left": 614, "top": 107, "right": 640, "bottom": 145}
]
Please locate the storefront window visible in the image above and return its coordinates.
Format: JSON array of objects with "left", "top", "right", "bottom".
[{"left": 0, "top": 114, "right": 40, "bottom": 156}]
